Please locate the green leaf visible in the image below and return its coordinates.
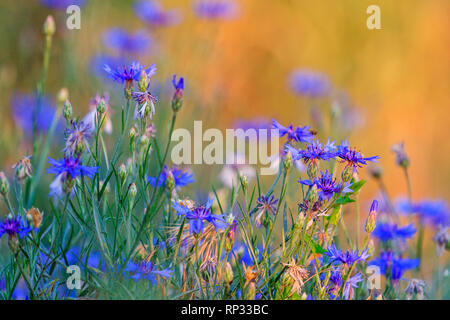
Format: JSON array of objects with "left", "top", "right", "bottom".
[
  {"left": 335, "top": 195, "right": 356, "bottom": 205},
  {"left": 349, "top": 179, "right": 366, "bottom": 193}
]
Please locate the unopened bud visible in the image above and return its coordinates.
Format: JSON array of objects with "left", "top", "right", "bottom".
[
  {"left": 307, "top": 162, "right": 318, "bottom": 180},
  {"left": 129, "top": 183, "right": 137, "bottom": 199},
  {"left": 63, "top": 99, "right": 73, "bottom": 121},
  {"left": 341, "top": 166, "right": 353, "bottom": 183},
  {"left": 43, "top": 15, "right": 55, "bottom": 36},
  {"left": 26, "top": 207, "right": 43, "bottom": 229},
  {"left": 57, "top": 88, "right": 69, "bottom": 105},
  {"left": 0, "top": 172, "right": 9, "bottom": 196},
  {"left": 365, "top": 200, "right": 378, "bottom": 234},
  {"left": 97, "top": 98, "right": 106, "bottom": 114},
  {"left": 244, "top": 282, "right": 256, "bottom": 300},
  {"left": 283, "top": 151, "right": 293, "bottom": 172},
  {"left": 138, "top": 71, "right": 149, "bottom": 92},
  {"left": 224, "top": 262, "right": 233, "bottom": 284},
  {"left": 308, "top": 185, "right": 318, "bottom": 204},
  {"left": 13, "top": 156, "right": 32, "bottom": 182},
  {"left": 166, "top": 171, "right": 175, "bottom": 192},
  {"left": 118, "top": 164, "right": 127, "bottom": 181}
]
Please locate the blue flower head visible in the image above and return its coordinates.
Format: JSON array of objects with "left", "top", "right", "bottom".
[
  {"left": 324, "top": 244, "right": 370, "bottom": 266},
  {"left": 299, "top": 170, "right": 352, "bottom": 201},
  {"left": 272, "top": 119, "right": 314, "bottom": 144},
  {"left": 337, "top": 139, "right": 379, "bottom": 172},
  {"left": 193, "top": 0, "right": 239, "bottom": 20},
  {"left": 369, "top": 251, "right": 419, "bottom": 283},
  {"left": 172, "top": 198, "right": 227, "bottom": 235},
  {"left": 147, "top": 165, "right": 194, "bottom": 189},
  {"left": 134, "top": 0, "right": 182, "bottom": 27},
  {"left": 288, "top": 69, "right": 331, "bottom": 98},
  {"left": 372, "top": 222, "right": 416, "bottom": 242},
  {"left": 47, "top": 157, "right": 98, "bottom": 179},
  {"left": 102, "top": 28, "right": 151, "bottom": 54},
  {"left": 104, "top": 61, "right": 156, "bottom": 85},
  {"left": 126, "top": 261, "right": 173, "bottom": 284},
  {"left": 0, "top": 215, "right": 32, "bottom": 240},
  {"left": 287, "top": 139, "right": 336, "bottom": 165}
]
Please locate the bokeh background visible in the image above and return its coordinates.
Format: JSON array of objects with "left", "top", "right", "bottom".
[{"left": 0, "top": 0, "right": 449, "bottom": 292}]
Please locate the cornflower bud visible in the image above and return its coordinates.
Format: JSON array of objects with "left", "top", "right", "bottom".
[
  {"left": 43, "top": 15, "right": 55, "bottom": 36},
  {"left": 63, "top": 99, "right": 73, "bottom": 121},
  {"left": 138, "top": 70, "right": 149, "bottom": 92},
  {"left": 26, "top": 207, "right": 43, "bottom": 229},
  {"left": 13, "top": 156, "right": 32, "bottom": 182},
  {"left": 224, "top": 262, "right": 233, "bottom": 284},
  {"left": 171, "top": 75, "right": 184, "bottom": 113},
  {"left": 138, "top": 135, "right": 149, "bottom": 154},
  {"left": 365, "top": 200, "right": 378, "bottom": 234},
  {"left": 245, "top": 282, "right": 256, "bottom": 300},
  {"left": 240, "top": 175, "right": 248, "bottom": 191},
  {"left": 57, "top": 88, "right": 69, "bottom": 105},
  {"left": 307, "top": 161, "right": 318, "bottom": 180},
  {"left": 391, "top": 142, "right": 410, "bottom": 168},
  {"left": 166, "top": 171, "right": 175, "bottom": 192},
  {"left": 0, "top": 172, "right": 9, "bottom": 196},
  {"left": 118, "top": 164, "right": 127, "bottom": 182},
  {"left": 308, "top": 185, "right": 318, "bottom": 204},
  {"left": 129, "top": 125, "right": 137, "bottom": 152},
  {"left": 129, "top": 183, "right": 137, "bottom": 199},
  {"left": 64, "top": 175, "right": 75, "bottom": 195},
  {"left": 97, "top": 97, "right": 106, "bottom": 114},
  {"left": 283, "top": 151, "right": 293, "bottom": 172}
]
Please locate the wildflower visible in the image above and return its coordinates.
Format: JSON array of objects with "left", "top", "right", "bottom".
[
  {"left": 43, "top": 15, "right": 55, "bottom": 36},
  {"left": 62, "top": 99, "right": 73, "bottom": 122},
  {"left": 243, "top": 262, "right": 257, "bottom": 284},
  {"left": 224, "top": 262, "right": 234, "bottom": 284},
  {"left": 172, "top": 198, "right": 227, "bottom": 235},
  {"left": 391, "top": 141, "right": 409, "bottom": 168},
  {"left": 47, "top": 157, "right": 98, "bottom": 179},
  {"left": 299, "top": 170, "right": 352, "bottom": 201},
  {"left": 129, "top": 183, "right": 137, "bottom": 200},
  {"left": 369, "top": 251, "right": 419, "bottom": 284},
  {"left": 405, "top": 279, "right": 426, "bottom": 300},
  {"left": 132, "top": 90, "right": 158, "bottom": 119},
  {"left": 336, "top": 139, "right": 379, "bottom": 172},
  {"left": 13, "top": 156, "right": 33, "bottom": 182},
  {"left": 83, "top": 93, "right": 113, "bottom": 134},
  {"left": 288, "top": 69, "right": 331, "bottom": 98},
  {"left": 323, "top": 269, "right": 363, "bottom": 300},
  {"left": 254, "top": 195, "right": 278, "bottom": 228},
  {"left": 272, "top": 119, "right": 314, "bottom": 144},
  {"left": 126, "top": 261, "right": 173, "bottom": 284},
  {"left": 372, "top": 222, "right": 416, "bottom": 242},
  {"left": 282, "top": 259, "right": 309, "bottom": 294},
  {"left": 225, "top": 218, "right": 237, "bottom": 252},
  {"left": 102, "top": 28, "right": 151, "bottom": 55},
  {"left": 286, "top": 139, "right": 336, "bottom": 165},
  {"left": 193, "top": 0, "right": 239, "bottom": 20},
  {"left": 64, "top": 120, "right": 93, "bottom": 157},
  {"left": 26, "top": 208, "right": 43, "bottom": 229},
  {"left": 0, "top": 215, "right": 32, "bottom": 240},
  {"left": 147, "top": 166, "right": 194, "bottom": 189},
  {"left": 365, "top": 200, "right": 378, "bottom": 234},
  {"left": 104, "top": 61, "right": 156, "bottom": 87},
  {"left": 0, "top": 172, "right": 9, "bottom": 196},
  {"left": 171, "top": 75, "right": 184, "bottom": 112},
  {"left": 324, "top": 244, "right": 370, "bottom": 266},
  {"left": 11, "top": 93, "right": 58, "bottom": 134},
  {"left": 134, "top": 0, "right": 182, "bottom": 27},
  {"left": 400, "top": 199, "right": 450, "bottom": 228},
  {"left": 433, "top": 227, "right": 449, "bottom": 257}
]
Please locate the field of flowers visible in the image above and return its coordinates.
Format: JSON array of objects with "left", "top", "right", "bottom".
[{"left": 0, "top": 0, "right": 448, "bottom": 301}]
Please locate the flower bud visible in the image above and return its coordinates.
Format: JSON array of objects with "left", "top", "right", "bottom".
[
  {"left": 97, "top": 98, "right": 106, "bottom": 114},
  {"left": 281, "top": 271, "right": 294, "bottom": 288},
  {"left": 308, "top": 185, "right": 318, "bottom": 204},
  {"left": 171, "top": 75, "right": 184, "bottom": 113},
  {"left": 166, "top": 170, "right": 175, "bottom": 192},
  {"left": 138, "top": 71, "right": 149, "bottom": 92},
  {"left": 26, "top": 207, "right": 43, "bottom": 229},
  {"left": 244, "top": 282, "right": 256, "bottom": 300},
  {"left": 365, "top": 200, "right": 378, "bottom": 234},
  {"left": 283, "top": 151, "right": 293, "bottom": 172},
  {"left": 13, "top": 156, "right": 32, "bottom": 182},
  {"left": 43, "top": 15, "right": 55, "bottom": 36},
  {"left": 118, "top": 164, "right": 127, "bottom": 181},
  {"left": 240, "top": 174, "right": 248, "bottom": 191},
  {"left": 0, "top": 172, "right": 9, "bottom": 196},
  {"left": 63, "top": 99, "right": 73, "bottom": 121},
  {"left": 129, "top": 183, "right": 137, "bottom": 199},
  {"left": 224, "top": 262, "right": 233, "bottom": 284},
  {"left": 307, "top": 161, "right": 318, "bottom": 180}
]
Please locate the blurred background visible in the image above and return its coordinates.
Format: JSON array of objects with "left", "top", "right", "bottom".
[{"left": 0, "top": 0, "right": 449, "bottom": 289}]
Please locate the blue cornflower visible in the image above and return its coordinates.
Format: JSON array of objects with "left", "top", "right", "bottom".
[
  {"left": 90, "top": 54, "right": 130, "bottom": 79},
  {"left": 102, "top": 28, "right": 151, "bottom": 54},
  {"left": 126, "top": 261, "right": 173, "bottom": 284},
  {"left": 172, "top": 74, "right": 184, "bottom": 92},
  {"left": 272, "top": 119, "right": 314, "bottom": 144},
  {"left": 0, "top": 215, "right": 32, "bottom": 240},
  {"left": 193, "top": 0, "right": 239, "bottom": 20},
  {"left": 288, "top": 69, "right": 331, "bottom": 98},
  {"left": 336, "top": 139, "right": 379, "bottom": 172},
  {"left": 134, "top": 0, "right": 182, "bottom": 27},
  {"left": 11, "top": 93, "right": 58, "bottom": 134},
  {"left": 47, "top": 157, "right": 98, "bottom": 179},
  {"left": 147, "top": 165, "right": 194, "bottom": 188},
  {"left": 322, "top": 268, "right": 363, "bottom": 300},
  {"left": 372, "top": 222, "right": 416, "bottom": 242},
  {"left": 40, "top": 0, "right": 85, "bottom": 9},
  {"left": 64, "top": 120, "right": 94, "bottom": 157},
  {"left": 405, "top": 199, "right": 450, "bottom": 228},
  {"left": 287, "top": 139, "right": 336, "bottom": 165},
  {"left": 172, "top": 198, "right": 227, "bottom": 235},
  {"left": 104, "top": 61, "right": 156, "bottom": 85},
  {"left": 299, "top": 170, "right": 352, "bottom": 201},
  {"left": 324, "top": 244, "right": 370, "bottom": 266},
  {"left": 253, "top": 195, "right": 279, "bottom": 228},
  {"left": 369, "top": 251, "right": 419, "bottom": 284}
]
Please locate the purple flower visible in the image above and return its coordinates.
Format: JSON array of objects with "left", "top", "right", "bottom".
[
  {"left": 134, "top": 0, "right": 182, "bottom": 27},
  {"left": 11, "top": 93, "right": 58, "bottom": 134},
  {"left": 193, "top": 0, "right": 239, "bottom": 20},
  {"left": 396, "top": 199, "right": 450, "bottom": 228},
  {"left": 322, "top": 268, "right": 363, "bottom": 299},
  {"left": 102, "top": 28, "right": 151, "bottom": 55},
  {"left": 288, "top": 69, "right": 331, "bottom": 98},
  {"left": 300, "top": 170, "right": 352, "bottom": 201},
  {"left": 90, "top": 54, "right": 130, "bottom": 79},
  {"left": 324, "top": 244, "right": 370, "bottom": 266},
  {"left": 64, "top": 120, "right": 94, "bottom": 157},
  {"left": 47, "top": 157, "right": 98, "bottom": 179},
  {"left": 372, "top": 223, "right": 416, "bottom": 242},
  {"left": 369, "top": 251, "right": 419, "bottom": 283},
  {"left": 253, "top": 195, "right": 278, "bottom": 228},
  {"left": 0, "top": 215, "right": 32, "bottom": 240},
  {"left": 126, "top": 261, "right": 173, "bottom": 284},
  {"left": 132, "top": 90, "right": 158, "bottom": 119},
  {"left": 337, "top": 139, "right": 379, "bottom": 172},
  {"left": 286, "top": 139, "right": 336, "bottom": 165},
  {"left": 147, "top": 165, "right": 194, "bottom": 188},
  {"left": 391, "top": 141, "right": 409, "bottom": 167},
  {"left": 104, "top": 61, "right": 156, "bottom": 85},
  {"left": 40, "top": 0, "right": 85, "bottom": 9},
  {"left": 172, "top": 198, "right": 227, "bottom": 235},
  {"left": 272, "top": 119, "right": 314, "bottom": 144}
]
